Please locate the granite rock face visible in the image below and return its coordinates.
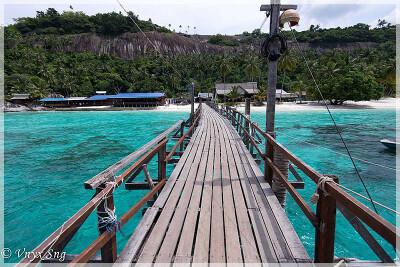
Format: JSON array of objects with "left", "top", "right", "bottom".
[{"left": 42, "top": 31, "right": 380, "bottom": 60}]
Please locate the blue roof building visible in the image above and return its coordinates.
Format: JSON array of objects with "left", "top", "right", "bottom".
[{"left": 39, "top": 92, "right": 166, "bottom": 108}]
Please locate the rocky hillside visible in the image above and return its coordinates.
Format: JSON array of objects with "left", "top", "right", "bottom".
[{"left": 39, "top": 31, "right": 380, "bottom": 60}]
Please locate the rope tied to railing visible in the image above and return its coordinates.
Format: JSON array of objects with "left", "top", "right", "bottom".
[
  {"left": 310, "top": 176, "right": 335, "bottom": 204},
  {"left": 96, "top": 180, "right": 125, "bottom": 236}
]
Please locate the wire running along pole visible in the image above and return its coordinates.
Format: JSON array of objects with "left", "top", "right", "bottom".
[
  {"left": 116, "top": 0, "right": 191, "bottom": 85},
  {"left": 286, "top": 23, "right": 379, "bottom": 214},
  {"left": 275, "top": 130, "right": 397, "bottom": 172}
]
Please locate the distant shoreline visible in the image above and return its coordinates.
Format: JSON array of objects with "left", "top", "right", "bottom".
[{"left": 4, "top": 98, "right": 397, "bottom": 113}]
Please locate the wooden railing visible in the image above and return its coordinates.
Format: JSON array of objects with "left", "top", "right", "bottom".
[
  {"left": 220, "top": 105, "right": 398, "bottom": 263},
  {"left": 17, "top": 105, "right": 202, "bottom": 265}
]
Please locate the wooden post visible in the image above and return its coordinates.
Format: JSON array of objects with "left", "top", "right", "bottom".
[
  {"left": 315, "top": 175, "right": 338, "bottom": 263},
  {"left": 271, "top": 149, "right": 289, "bottom": 207},
  {"left": 96, "top": 186, "right": 117, "bottom": 263},
  {"left": 245, "top": 98, "right": 250, "bottom": 148},
  {"left": 191, "top": 82, "right": 195, "bottom": 126},
  {"left": 250, "top": 124, "right": 255, "bottom": 156},
  {"left": 264, "top": 0, "right": 281, "bottom": 186},
  {"left": 158, "top": 140, "right": 167, "bottom": 181},
  {"left": 179, "top": 122, "right": 185, "bottom": 152},
  {"left": 235, "top": 110, "right": 240, "bottom": 131}
]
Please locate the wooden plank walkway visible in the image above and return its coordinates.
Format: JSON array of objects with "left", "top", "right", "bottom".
[{"left": 117, "top": 104, "right": 311, "bottom": 264}]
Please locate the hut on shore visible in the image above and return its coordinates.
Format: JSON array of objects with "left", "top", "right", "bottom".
[{"left": 215, "top": 82, "right": 259, "bottom": 99}]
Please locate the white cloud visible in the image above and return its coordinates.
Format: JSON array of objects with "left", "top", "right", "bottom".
[{"left": 3, "top": 2, "right": 398, "bottom": 35}]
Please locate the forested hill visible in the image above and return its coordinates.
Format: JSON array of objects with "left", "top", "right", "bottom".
[
  {"left": 5, "top": 9, "right": 396, "bottom": 102},
  {"left": 6, "top": 8, "right": 396, "bottom": 57}
]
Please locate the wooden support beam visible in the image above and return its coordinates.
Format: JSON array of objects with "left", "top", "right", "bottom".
[
  {"left": 18, "top": 139, "right": 169, "bottom": 266},
  {"left": 266, "top": 157, "right": 318, "bottom": 227},
  {"left": 289, "top": 164, "right": 305, "bottom": 189},
  {"left": 337, "top": 203, "right": 393, "bottom": 263},
  {"left": 180, "top": 121, "right": 185, "bottom": 152},
  {"left": 166, "top": 158, "right": 180, "bottom": 164},
  {"left": 96, "top": 186, "right": 117, "bottom": 263},
  {"left": 143, "top": 165, "right": 154, "bottom": 189},
  {"left": 125, "top": 181, "right": 160, "bottom": 190},
  {"left": 260, "top": 4, "right": 297, "bottom": 11},
  {"left": 314, "top": 176, "right": 338, "bottom": 263},
  {"left": 70, "top": 180, "right": 166, "bottom": 265}
]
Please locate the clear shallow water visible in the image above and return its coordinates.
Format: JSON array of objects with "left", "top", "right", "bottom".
[{"left": 4, "top": 108, "right": 397, "bottom": 262}]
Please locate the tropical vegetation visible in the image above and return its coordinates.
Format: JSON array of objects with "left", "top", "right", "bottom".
[{"left": 4, "top": 9, "right": 396, "bottom": 104}]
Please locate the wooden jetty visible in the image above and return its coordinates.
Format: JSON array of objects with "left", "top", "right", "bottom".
[{"left": 18, "top": 103, "right": 398, "bottom": 265}]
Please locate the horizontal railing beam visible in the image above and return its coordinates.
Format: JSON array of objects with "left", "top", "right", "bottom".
[
  {"left": 224, "top": 105, "right": 399, "bottom": 249},
  {"left": 18, "top": 139, "right": 169, "bottom": 266},
  {"left": 266, "top": 157, "right": 319, "bottom": 227},
  {"left": 69, "top": 179, "right": 166, "bottom": 264},
  {"left": 84, "top": 120, "right": 183, "bottom": 189},
  {"left": 165, "top": 106, "right": 202, "bottom": 163}
]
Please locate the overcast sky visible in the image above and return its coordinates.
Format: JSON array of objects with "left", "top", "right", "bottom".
[{"left": 3, "top": 1, "right": 398, "bottom": 35}]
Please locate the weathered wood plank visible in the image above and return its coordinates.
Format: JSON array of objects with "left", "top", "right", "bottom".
[
  {"left": 215, "top": 111, "right": 278, "bottom": 263},
  {"left": 209, "top": 118, "right": 225, "bottom": 263},
  {"left": 218, "top": 112, "right": 243, "bottom": 263},
  {"left": 137, "top": 111, "right": 208, "bottom": 263},
  {"left": 115, "top": 207, "right": 159, "bottom": 263},
  {"left": 218, "top": 112, "right": 260, "bottom": 263},
  {"left": 231, "top": 117, "right": 311, "bottom": 263},
  {"left": 219, "top": 113, "right": 296, "bottom": 262},
  {"left": 156, "top": 111, "right": 211, "bottom": 263},
  {"left": 180, "top": 113, "right": 216, "bottom": 263}
]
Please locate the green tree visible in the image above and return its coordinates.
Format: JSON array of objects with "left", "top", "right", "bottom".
[
  {"left": 244, "top": 54, "right": 259, "bottom": 93},
  {"left": 226, "top": 85, "right": 241, "bottom": 105}
]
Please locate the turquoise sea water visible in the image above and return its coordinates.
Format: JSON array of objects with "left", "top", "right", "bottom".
[{"left": 4, "top": 108, "right": 397, "bottom": 262}]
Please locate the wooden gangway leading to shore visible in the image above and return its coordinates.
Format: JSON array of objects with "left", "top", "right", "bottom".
[
  {"left": 18, "top": 103, "right": 398, "bottom": 265},
  {"left": 117, "top": 104, "right": 310, "bottom": 264}
]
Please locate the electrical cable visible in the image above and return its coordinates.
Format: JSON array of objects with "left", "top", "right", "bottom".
[
  {"left": 286, "top": 23, "right": 379, "bottom": 214},
  {"left": 275, "top": 130, "right": 397, "bottom": 172},
  {"left": 116, "top": 0, "right": 191, "bottom": 85}
]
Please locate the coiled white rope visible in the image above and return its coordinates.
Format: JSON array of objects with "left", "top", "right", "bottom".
[
  {"left": 96, "top": 180, "right": 123, "bottom": 234},
  {"left": 309, "top": 176, "right": 398, "bottom": 216},
  {"left": 310, "top": 176, "right": 335, "bottom": 204}
]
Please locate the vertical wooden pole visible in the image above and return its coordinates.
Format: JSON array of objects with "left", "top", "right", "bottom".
[
  {"left": 235, "top": 111, "right": 240, "bottom": 131},
  {"left": 315, "top": 176, "right": 338, "bottom": 263},
  {"left": 265, "top": 0, "right": 281, "bottom": 185},
  {"left": 245, "top": 98, "right": 250, "bottom": 148},
  {"left": 180, "top": 122, "right": 185, "bottom": 152},
  {"left": 250, "top": 124, "right": 254, "bottom": 156},
  {"left": 96, "top": 186, "right": 117, "bottom": 263},
  {"left": 191, "top": 82, "right": 195, "bottom": 126},
  {"left": 158, "top": 139, "right": 167, "bottom": 181}
]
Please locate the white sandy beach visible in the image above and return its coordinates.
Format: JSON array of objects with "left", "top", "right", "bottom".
[
  {"left": 157, "top": 98, "right": 398, "bottom": 112},
  {"left": 4, "top": 98, "right": 398, "bottom": 112}
]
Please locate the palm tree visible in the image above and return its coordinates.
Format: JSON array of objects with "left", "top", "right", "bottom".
[
  {"left": 226, "top": 86, "right": 240, "bottom": 105},
  {"left": 244, "top": 54, "right": 259, "bottom": 95},
  {"left": 278, "top": 48, "right": 298, "bottom": 101},
  {"left": 179, "top": 25, "right": 182, "bottom": 33},
  {"left": 168, "top": 24, "right": 171, "bottom": 30},
  {"left": 220, "top": 56, "right": 232, "bottom": 103},
  {"left": 255, "top": 85, "right": 267, "bottom": 104},
  {"left": 353, "top": 62, "right": 375, "bottom": 77},
  {"left": 187, "top": 26, "right": 190, "bottom": 34},
  {"left": 294, "top": 77, "right": 306, "bottom": 103},
  {"left": 377, "top": 58, "right": 396, "bottom": 96},
  {"left": 321, "top": 61, "right": 341, "bottom": 79},
  {"left": 194, "top": 26, "right": 197, "bottom": 34}
]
